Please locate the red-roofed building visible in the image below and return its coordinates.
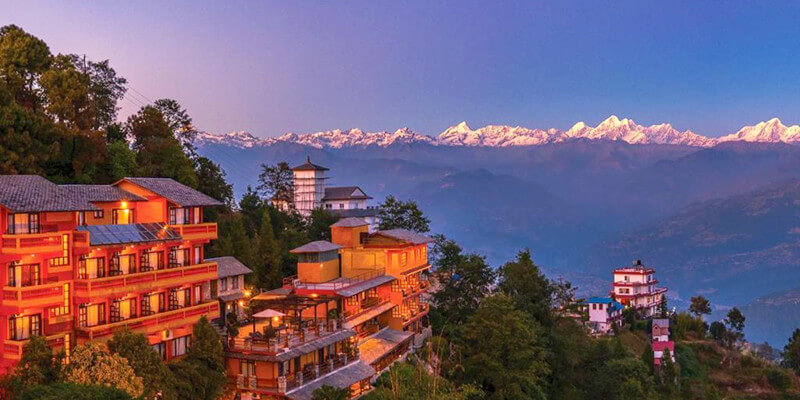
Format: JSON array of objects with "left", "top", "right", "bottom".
[{"left": 611, "top": 259, "right": 667, "bottom": 317}]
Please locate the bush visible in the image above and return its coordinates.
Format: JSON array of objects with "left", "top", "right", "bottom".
[
  {"left": 675, "top": 344, "right": 704, "bottom": 379},
  {"left": 766, "top": 368, "right": 792, "bottom": 392},
  {"left": 18, "top": 382, "right": 134, "bottom": 400}
]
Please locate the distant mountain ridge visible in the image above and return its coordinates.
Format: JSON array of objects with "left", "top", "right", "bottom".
[{"left": 196, "top": 116, "right": 800, "bottom": 149}]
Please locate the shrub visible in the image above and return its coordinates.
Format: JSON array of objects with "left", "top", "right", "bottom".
[{"left": 766, "top": 368, "right": 792, "bottom": 392}]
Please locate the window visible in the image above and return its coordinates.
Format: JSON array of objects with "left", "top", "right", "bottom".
[
  {"left": 77, "top": 211, "right": 86, "bottom": 226},
  {"left": 112, "top": 209, "right": 133, "bottom": 224},
  {"left": 240, "top": 360, "right": 256, "bottom": 377},
  {"left": 93, "top": 210, "right": 104, "bottom": 219},
  {"left": 8, "top": 263, "right": 40, "bottom": 287},
  {"left": 325, "top": 204, "right": 332, "bottom": 209},
  {"left": 169, "top": 247, "right": 191, "bottom": 268},
  {"left": 231, "top": 276, "right": 239, "bottom": 289},
  {"left": 78, "top": 304, "right": 105, "bottom": 327},
  {"left": 8, "top": 314, "right": 41, "bottom": 340},
  {"left": 193, "top": 246, "right": 202, "bottom": 264},
  {"left": 169, "top": 207, "right": 197, "bottom": 225},
  {"left": 152, "top": 342, "right": 166, "bottom": 360},
  {"left": 400, "top": 253, "right": 407, "bottom": 267},
  {"left": 79, "top": 257, "right": 105, "bottom": 279},
  {"left": 339, "top": 203, "right": 344, "bottom": 209},
  {"left": 49, "top": 284, "right": 70, "bottom": 317},
  {"left": 171, "top": 336, "right": 190, "bottom": 357},
  {"left": 141, "top": 250, "right": 164, "bottom": 271},
  {"left": 49, "top": 234, "right": 71, "bottom": 267},
  {"left": 220, "top": 278, "right": 227, "bottom": 291},
  {"left": 7, "top": 213, "right": 40, "bottom": 234}
]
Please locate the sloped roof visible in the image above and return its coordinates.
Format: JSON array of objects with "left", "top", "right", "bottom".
[
  {"left": 60, "top": 185, "right": 146, "bottom": 202},
  {"left": 373, "top": 229, "right": 433, "bottom": 245},
  {"left": 226, "top": 329, "right": 355, "bottom": 363},
  {"left": 323, "top": 186, "right": 372, "bottom": 201},
  {"left": 335, "top": 274, "right": 396, "bottom": 298},
  {"left": 331, "top": 208, "right": 380, "bottom": 218},
  {"left": 290, "top": 240, "right": 342, "bottom": 254},
  {"left": 330, "top": 217, "right": 369, "bottom": 228},
  {"left": 117, "top": 177, "right": 223, "bottom": 207},
  {"left": 206, "top": 256, "right": 252, "bottom": 278},
  {"left": 292, "top": 156, "right": 329, "bottom": 171},
  {"left": 0, "top": 175, "right": 98, "bottom": 212},
  {"left": 286, "top": 360, "right": 375, "bottom": 400},
  {"left": 358, "top": 328, "right": 414, "bottom": 366}
]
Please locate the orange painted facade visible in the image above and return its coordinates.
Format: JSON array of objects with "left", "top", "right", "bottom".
[{"left": 0, "top": 177, "right": 221, "bottom": 373}]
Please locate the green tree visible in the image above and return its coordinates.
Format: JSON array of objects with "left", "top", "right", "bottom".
[
  {"left": 11, "top": 335, "right": 62, "bottom": 393},
  {"left": 311, "top": 385, "right": 350, "bottom": 400},
  {"left": 459, "top": 294, "right": 549, "bottom": 400},
  {"left": 307, "top": 208, "right": 339, "bottom": 241},
  {"left": 0, "top": 25, "right": 52, "bottom": 109},
  {"left": 594, "top": 358, "right": 656, "bottom": 400},
  {"left": 783, "top": 328, "right": 800, "bottom": 374},
  {"left": 78, "top": 57, "right": 127, "bottom": 129},
  {"left": 153, "top": 98, "right": 196, "bottom": 155},
  {"left": 127, "top": 105, "right": 197, "bottom": 187},
  {"left": 497, "top": 249, "right": 554, "bottom": 326},
  {"left": 365, "top": 360, "right": 483, "bottom": 400},
  {"left": 64, "top": 342, "right": 144, "bottom": 398},
  {"left": 377, "top": 195, "right": 430, "bottom": 233},
  {"left": 724, "top": 307, "right": 745, "bottom": 346},
  {"left": 239, "top": 186, "right": 266, "bottom": 236},
  {"left": 103, "top": 140, "right": 137, "bottom": 181},
  {"left": 709, "top": 321, "right": 727, "bottom": 343},
  {"left": 17, "top": 382, "right": 135, "bottom": 400},
  {"left": 430, "top": 236, "right": 495, "bottom": 330},
  {"left": 641, "top": 343, "right": 654, "bottom": 372},
  {"left": 107, "top": 329, "right": 175, "bottom": 400},
  {"left": 254, "top": 209, "right": 283, "bottom": 289},
  {"left": 688, "top": 296, "right": 711, "bottom": 318},
  {"left": 659, "top": 348, "right": 678, "bottom": 396},
  {"left": 258, "top": 161, "right": 294, "bottom": 207},
  {"left": 194, "top": 156, "right": 234, "bottom": 214},
  {"left": 171, "top": 316, "right": 226, "bottom": 400}
]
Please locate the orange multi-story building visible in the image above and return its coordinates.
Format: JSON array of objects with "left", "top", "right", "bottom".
[
  {"left": 226, "top": 217, "right": 431, "bottom": 400},
  {"left": 0, "top": 175, "right": 222, "bottom": 373}
]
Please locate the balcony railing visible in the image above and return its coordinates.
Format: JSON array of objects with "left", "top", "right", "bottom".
[
  {"left": 75, "top": 301, "right": 219, "bottom": 341},
  {"left": 2, "top": 280, "right": 65, "bottom": 309},
  {"left": 1, "top": 231, "right": 66, "bottom": 254},
  {"left": 228, "top": 318, "right": 346, "bottom": 355},
  {"left": 3, "top": 332, "right": 68, "bottom": 361},
  {"left": 170, "top": 223, "right": 217, "bottom": 241},
  {"left": 74, "top": 262, "right": 217, "bottom": 299},
  {"left": 290, "top": 267, "right": 386, "bottom": 292}
]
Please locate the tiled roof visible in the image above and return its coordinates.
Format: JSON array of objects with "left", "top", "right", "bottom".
[
  {"left": 323, "top": 186, "right": 372, "bottom": 201},
  {"left": 0, "top": 175, "right": 98, "bottom": 212},
  {"left": 60, "top": 185, "right": 146, "bottom": 202},
  {"left": 290, "top": 240, "right": 342, "bottom": 254},
  {"left": 118, "top": 177, "right": 224, "bottom": 207},
  {"left": 292, "top": 156, "right": 329, "bottom": 171},
  {"left": 330, "top": 217, "right": 369, "bottom": 228},
  {"left": 373, "top": 229, "right": 433, "bottom": 245},
  {"left": 358, "top": 328, "right": 414, "bottom": 366},
  {"left": 77, "top": 223, "right": 181, "bottom": 246},
  {"left": 286, "top": 360, "right": 375, "bottom": 400},
  {"left": 330, "top": 208, "right": 380, "bottom": 218},
  {"left": 206, "top": 256, "right": 252, "bottom": 278}
]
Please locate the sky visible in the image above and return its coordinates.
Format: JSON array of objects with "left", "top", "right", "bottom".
[{"left": 4, "top": 1, "right": 800, "bottom": 138}]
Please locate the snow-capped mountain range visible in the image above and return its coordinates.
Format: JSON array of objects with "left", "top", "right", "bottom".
[{"left": 195, "top": 116, "right": 800, "bottom": 149}]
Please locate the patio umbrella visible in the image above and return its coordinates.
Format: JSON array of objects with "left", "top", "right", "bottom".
[{"left": 253, "top": 309, "right": 286, "bottom": 329}]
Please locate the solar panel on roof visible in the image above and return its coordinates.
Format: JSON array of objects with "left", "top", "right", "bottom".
[{"left": 79, "top": 222, "right": 182, "bottom": 246}]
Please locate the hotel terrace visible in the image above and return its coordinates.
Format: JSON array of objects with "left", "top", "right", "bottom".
[
  {"left": 0, "top": 175, "right": 222, "bottom": 373},
  {"left": 226, "top": 217, "right": 432, "bottom": 400}
]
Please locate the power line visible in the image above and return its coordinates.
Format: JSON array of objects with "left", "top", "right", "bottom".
[{"left": 129, "top": 86, "right": 154, "bottom": 104}]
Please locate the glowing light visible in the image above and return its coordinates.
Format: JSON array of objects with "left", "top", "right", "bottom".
[
  {"left": 121, "top": 201, "right": 128, "bottom": 209},
  {"left": 243, "top": 290, "right": 251, "bottom": 297},
  {"left": 310, "top": 293, "right": 318, "bottom": 298},
  {"left": 238, "top": 300, "right": 245, "bottom": 307},
  {"left": 273, "top": 316, "right": 281, "bottom": 323}
]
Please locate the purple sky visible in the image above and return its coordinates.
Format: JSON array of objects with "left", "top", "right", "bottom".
[{"left": 5, "top": 1, "right": 800, "bottom": 137}]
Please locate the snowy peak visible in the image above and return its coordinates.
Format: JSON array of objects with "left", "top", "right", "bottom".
[
  {"left": 195, "top": 116, "right": 800, "bottom": 149},
  {"left": 718, "top": 118, "right": 800, "bottom": 143}
]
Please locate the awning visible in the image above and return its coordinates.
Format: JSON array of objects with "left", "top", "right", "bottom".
[
  {"left": 343, "top": 302, "right": 395, "bottom": 329},
  {"left": 253, "top": 309, "right": 285, "bottom": 319},
  {"left": 251, "top": 288, "right": 291, "bottom": 301},
  {"left": 286, "top": 360, "right": 375, "bottom": 400},
  {"left": 334, "top": 275, "right": 396, "bottom": 298},
  {"left": 358, "top": 328, "right": 414, "bottom": 366},
  {"left": 219, "top": 292, "right": 245, "bottom": 302}
]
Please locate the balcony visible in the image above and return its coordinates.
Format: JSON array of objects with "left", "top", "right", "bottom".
[
  {"left": 170, "top": 223, "right": 217, "bottom": 242},
  {"left": 75, "top": 301, "right": 219, "bottom": 341},
  {"left": 229, "top": 354, "right": 357, "bottom": 393},
  {"left": 2, "top": 280, "right": 65, "bottom": 310},
  {"left": 74, "top": 262, "right": 217, "bottom": 299},
  {"left": 4, "top": 332, "right": 68, "bottom": 361},
  {"left": 1, "top": 231, "right": 65, "bottom": 255}
]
